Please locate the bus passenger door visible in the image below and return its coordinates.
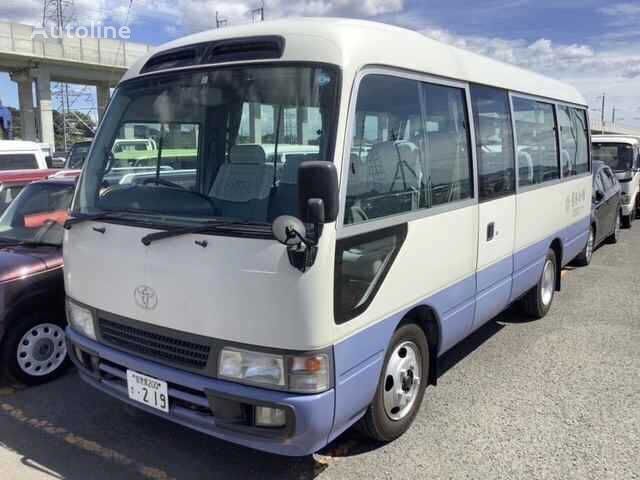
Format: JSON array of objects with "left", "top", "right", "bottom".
[{"left": 470, "top": 85, "right": 517, "bottom": 329}]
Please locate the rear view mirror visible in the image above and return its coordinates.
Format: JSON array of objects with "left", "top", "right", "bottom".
[
  {"left": 594, "top": 190, "right": 605, "bottom": 202},
  {"left": 298, "top": 161, "right": 339, "bottom": 223},
  {"left": 272, "top": 215, "right": 307, "bottom": 247}
]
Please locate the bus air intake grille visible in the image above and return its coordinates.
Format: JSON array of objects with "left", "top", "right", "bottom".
[{"left": 98, "top": 318, "right": 210, "bottom": 369}]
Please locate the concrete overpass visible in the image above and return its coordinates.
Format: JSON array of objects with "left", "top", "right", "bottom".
[{"left": 0, "top": 20, "right": 153, "bottom": 147}]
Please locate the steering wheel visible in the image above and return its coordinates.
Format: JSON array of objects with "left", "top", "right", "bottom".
[{"left": 141, "top": 177, "right": 219, "bottom": 213}]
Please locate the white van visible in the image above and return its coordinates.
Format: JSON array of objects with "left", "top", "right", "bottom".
[
  {"left": 0, "top": 141, "right": 51, "bottom": 170},
  {"left": 592, "top": 135, "right": 640, "bottom": 228},
  {"left": 64, "top": 19, "right": 592, "bottom": 456}
]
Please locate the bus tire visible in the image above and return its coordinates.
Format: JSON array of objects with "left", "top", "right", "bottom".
[
  {"left": 521, "top": 249, "right": 557, "bottom": 319},
  {"left": 621, "top": 214, "right": 632, "bottom": 229},
  {"left": 357, "top": 324, "right": 429, "bottom": 442}
]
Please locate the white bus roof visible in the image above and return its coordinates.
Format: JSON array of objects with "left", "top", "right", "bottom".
[
  {"left": 123, "top": 18, "right": 586, "bottom": 107},
  {"left": 592, "top": 135, "right": 640, "bottom": 145}
]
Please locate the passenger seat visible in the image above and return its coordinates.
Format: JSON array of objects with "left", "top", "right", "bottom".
[{"left": 210, "top": 145, "right": 274, "bottom": 222}]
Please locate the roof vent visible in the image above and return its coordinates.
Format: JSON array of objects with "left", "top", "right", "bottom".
[{"left": 141, "top": 36, "right": 285, "bottom": 74}]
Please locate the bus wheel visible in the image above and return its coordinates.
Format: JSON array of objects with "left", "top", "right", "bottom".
[
  {"left": 621, "top": 214, "right": 632, "bottom": 229},
  {"left": 521, "top": 249, "right": 557, "bottom": 319},
  {"left": 1, "top": 313, "right": 69, "bottom": 386},
  {"left": 358, "top": 324, "right": 429, "bottom": 442}
]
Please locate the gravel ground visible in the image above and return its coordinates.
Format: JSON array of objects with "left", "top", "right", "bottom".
[{"left": 1, "top": 226, "right": 638, "bottom": 480}]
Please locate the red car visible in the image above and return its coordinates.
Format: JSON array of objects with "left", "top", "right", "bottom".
[
  {"left": 0, "top": 175, "right": 79, "bottom": 385},
  {"left": 0, "top": 169, "right": 61, "bottom": 215}
]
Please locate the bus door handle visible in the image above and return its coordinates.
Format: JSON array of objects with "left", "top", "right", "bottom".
[{"left": 486, "top": 222, "right": 495, "bottom": 241}]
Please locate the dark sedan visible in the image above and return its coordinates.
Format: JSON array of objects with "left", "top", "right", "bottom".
[
  {"left": 574, "top": 161, "right": 622, "bottom": 266},
  {"left": 0, "top": 177, "right": 77, "bottom": 385}
]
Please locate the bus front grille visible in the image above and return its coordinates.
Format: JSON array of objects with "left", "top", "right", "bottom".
[{"left": 98, "top": 318, "right": 211, "bottom": 369}]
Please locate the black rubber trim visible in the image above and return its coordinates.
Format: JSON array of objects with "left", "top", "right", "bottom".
[
  {"left": 334, "top": 223, "right": 408, "bottom": 325},
  {"left": 141, "top": 36, "right": 285, "bottom": 74}
]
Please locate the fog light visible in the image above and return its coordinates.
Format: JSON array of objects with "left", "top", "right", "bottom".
[
  {"left": 74, "top": 346, "right": 85, "bottom": 365},
  {"left": 254, "top": 406, "right": 286, "bottom": 428}
]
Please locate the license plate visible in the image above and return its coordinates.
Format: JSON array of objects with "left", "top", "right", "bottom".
[{"left": 126, "top": 370, "right": 169, "bottom": 413}]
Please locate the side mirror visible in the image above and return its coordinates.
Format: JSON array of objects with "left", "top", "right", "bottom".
[
  {"left": 298, "top": 161, "right": 339, "bottom": 223},
  {"left": 594, "top": 190, "right": 605, "bottom": 202},
  {"left": 272, "top": 215, "right": 307, "bottom": 247}
]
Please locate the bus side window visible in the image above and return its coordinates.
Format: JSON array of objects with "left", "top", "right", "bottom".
[
  {"left": 557, "top": 106, "right": 578, "bottom": 178},
  {"left": 345, "top": 75, "right": 425, "bottom": 224},
  {"left": 513, "top": 97, "right": 559, "bottom": 187},
  {"left": 344, "top": 74, "right": 472, "bottom": 225},
  {"left": 571, "top": 108, "right": 589, "bottom": 175},
  {"left": 470, "top": 85, "right": 515, "bottom": 202}
]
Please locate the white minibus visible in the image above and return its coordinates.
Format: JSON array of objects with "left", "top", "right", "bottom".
[
  {"left": 64, "top": 19, "right": 592, "bottom": 456},
  {"left": 592, "top": 135, "right": 640, "bottom": 228}
]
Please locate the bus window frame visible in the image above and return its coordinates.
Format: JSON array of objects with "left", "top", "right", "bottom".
[{"left": 336, "top": 66, "right": 479, "bottom": 239}]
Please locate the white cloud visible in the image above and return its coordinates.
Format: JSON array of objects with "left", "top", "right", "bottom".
[
  {"left": 0, "top": 0, "right": 406, "bottom": 32},
  {"left": 421, "top": 27, "right": 640, "bottom": 128},
  {"left": 599, "top": 2, "right": 640, "bottom": 17}
]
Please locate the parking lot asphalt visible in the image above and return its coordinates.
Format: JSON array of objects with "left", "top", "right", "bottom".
[{"left": 1, "top": 227, "right": 639, "bottom": 480}]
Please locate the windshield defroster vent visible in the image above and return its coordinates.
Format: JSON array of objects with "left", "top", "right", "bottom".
[{"left": 140, "top": 36, "right": 285, "bottom": 74}]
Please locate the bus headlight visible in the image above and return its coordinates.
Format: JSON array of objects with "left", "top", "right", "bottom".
[
  {"left": 66, "top": 299, "right": 96, "bottom": 340},
  {"left": 218, "top": 347, "right": 331, "bottom": 393},
  {"left": 219, "top": 348, "right": 285, "bottom": 388}
]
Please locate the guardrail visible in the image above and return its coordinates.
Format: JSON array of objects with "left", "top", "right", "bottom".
[{"left": 0, "top": 21, "right": 152, "bottom": 69}]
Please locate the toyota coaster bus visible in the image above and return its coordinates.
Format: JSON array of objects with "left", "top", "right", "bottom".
[{"left": 64, "top": 18, "right": 592, "bottom": 456}]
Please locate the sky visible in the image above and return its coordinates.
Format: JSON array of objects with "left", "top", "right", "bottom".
[{"left": 1, "top": 0, "right": 639, "bottom": 129}]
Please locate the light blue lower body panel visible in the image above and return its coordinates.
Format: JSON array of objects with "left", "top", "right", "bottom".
[{"left": 331, "top": 215, "right": 589, "bottom": 442}]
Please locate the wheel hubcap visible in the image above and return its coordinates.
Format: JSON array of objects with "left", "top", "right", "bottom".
[
  {"left": 383, "top": 341, "right": 422, "bottom": 421},
  {"left": 17, "top": 324, "right": 67, "bottom": 377},
  {"left": 586, "top": 231, "right": 594, "bottom": 262},
  {"left": 540, "top": 259, "right": 556, "bottom": 307}
]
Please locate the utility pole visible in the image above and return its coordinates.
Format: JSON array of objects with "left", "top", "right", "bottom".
[
  {"left": 600, "top": 93, "right": 606, "bottom": 134},
  {"left": 612, "top": 107, "right": 616, "bottom": 128},
  {"left": 216, "top": 11, "right": 228, "bottom": 28},
  {"left": 43, "top": 0, "right": 76, "bottom": 150},
  {"left": 251, "top": 1, "right": 265, "bottom": 22}
]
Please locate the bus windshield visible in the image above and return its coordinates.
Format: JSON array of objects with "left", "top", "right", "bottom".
[
  {"left": 592, "top": 143, "right": 635, "bottom": 172},
  {"left": 74, "top": 64, "right": 339, "bottom": 227}
]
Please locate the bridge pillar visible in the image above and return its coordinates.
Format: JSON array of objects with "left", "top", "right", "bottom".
[
  {"left": 34, "top": 68, "right": 56, "bottom": 149},
  {"left": 96, "top": 83, "right": 111, "bottom": 123},
  {"left": 9, "top": 71, "right": 37, "bottom": 141}
]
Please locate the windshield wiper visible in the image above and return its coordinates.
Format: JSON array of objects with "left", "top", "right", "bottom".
[
  {"left": 16, "top": 240, "right": 60, "bottom": 248},
  {"left": 141, "top": 220, "right": 263, "bottom": 246},
  {"left": 64, "top": 211, "right": 125, "bottom": 230}
]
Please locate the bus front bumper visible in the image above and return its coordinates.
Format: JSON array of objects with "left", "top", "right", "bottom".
[{"left": 66, "top": 328, "right": 335, "bottom": 456}]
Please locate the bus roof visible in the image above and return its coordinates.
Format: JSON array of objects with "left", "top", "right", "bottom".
[{"left": 123, "top": 18, "right": 586, "bottom": 107}]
